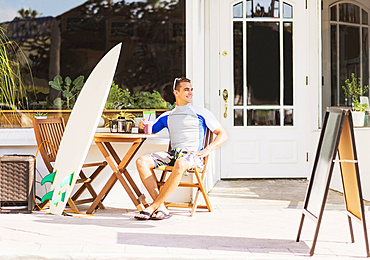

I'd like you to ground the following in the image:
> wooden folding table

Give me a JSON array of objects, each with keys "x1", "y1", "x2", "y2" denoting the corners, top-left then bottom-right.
[{"x1": 86, "y1": 133, "x2": 157, "y2": 214}]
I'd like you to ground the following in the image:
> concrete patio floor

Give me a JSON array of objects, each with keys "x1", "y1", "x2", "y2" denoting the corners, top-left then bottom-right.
[{"x1": 1, "y1": 179, "x2": 370, "y2": 259}]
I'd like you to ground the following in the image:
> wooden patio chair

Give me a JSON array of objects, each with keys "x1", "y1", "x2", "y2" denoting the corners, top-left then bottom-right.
[
  {"x1": 32, "y1": 117, "x2": 107, "y2": 212},
  {"x1": 156, "y1": 128, "x2": 214, "y2": 216}
]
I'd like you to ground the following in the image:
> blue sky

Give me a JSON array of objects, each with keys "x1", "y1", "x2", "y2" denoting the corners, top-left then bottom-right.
[
  {"x1": 0, "y1": 0, "x2": 93, "y2": 22},
  {"x1": 0, "y1": 1, "x2": 155, "y2": 22}
]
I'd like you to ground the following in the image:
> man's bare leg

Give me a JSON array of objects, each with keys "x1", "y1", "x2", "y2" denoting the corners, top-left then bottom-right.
[
  {"x1": 135, "y1": 156, "x2": 188, "y2": 218},
  {"x1": 143, "y1": 158, "x2": 188, "y2": 215},
  {"x1": 135, "y1": 155, "x2": 168, "y2": 217},
  {"x1": 136, "y1": 155, "x2": 160, "y2": 200}
]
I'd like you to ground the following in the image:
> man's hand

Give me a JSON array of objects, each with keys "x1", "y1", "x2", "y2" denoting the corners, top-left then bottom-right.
[
  {"x1": 193, "y1": 148, "x2": 210, "y2": 158},
  {"x1": 194, "y1": 126, "x2": 228, "y2": 158},
  {"x1": 138, "y1": 119, "x2": 146, "y2": 130}
]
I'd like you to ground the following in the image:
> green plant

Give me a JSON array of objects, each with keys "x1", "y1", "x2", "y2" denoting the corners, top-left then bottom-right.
[
  {"x1": 353, "y1": 102, "x2": 369, "y2": 113},
  {"x1": 105, "y1": 84, "x2": 174, "y2": 109},
  {"x1": 102, "y1": 110, "x2": 136, "y2": 128},
  {"x1": 34, "y1": 111, "x2": 47, "y2": 117},
  {"x1": 342, "y1": 73, "x2": 369, "y2": 111},
  {"x1": 49, "y1": 75, "x2": 84, "y2": 109},
  {"x1": 130, "y1": 90, "x2": 171, "y2": 109},
  {"x1": 105, "y1": 81, "x2": 131, "y2": 109},
  {"x1": 0, "y1": 26, "x2": 31, "y2": 111}
]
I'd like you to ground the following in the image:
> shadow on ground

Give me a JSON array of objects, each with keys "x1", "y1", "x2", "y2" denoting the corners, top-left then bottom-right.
[
  {"x1": 209, "y1": 179, "x2": 367, "y2": 208},
  {"x1": 117, "y1": 232, "x2": 310, "y2": 254}
]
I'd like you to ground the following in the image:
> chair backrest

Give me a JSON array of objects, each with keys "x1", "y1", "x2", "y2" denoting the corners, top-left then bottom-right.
[
  {"x1": 202, "y1": 128, "x2": 213, "y2": 172},
  {"x1": 32, "y1": 117, "x2": 66, "y2": 173}
]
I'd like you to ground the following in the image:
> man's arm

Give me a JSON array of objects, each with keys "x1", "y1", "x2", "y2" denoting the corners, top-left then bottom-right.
[
  {"x1": 195, "y1": 126, "x2": 228, "y2": 158},
  {"x1": 138, "y1": 113, "x2": 168, "y2": 133}
]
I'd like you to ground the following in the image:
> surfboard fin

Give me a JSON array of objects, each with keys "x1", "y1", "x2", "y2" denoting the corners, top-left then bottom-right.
[
  {"x1": 41, "y1": 171, "x2": 57, "y2": 186},
  {"x1": 41, "y1": 190, "x2": 54, "y2": 203},
  {"x1": 54, "y1": 191, "x2": 66, "y2": 207},
  {"x1": 60, "y1": 172, "x2": 74, "y2": 188}
]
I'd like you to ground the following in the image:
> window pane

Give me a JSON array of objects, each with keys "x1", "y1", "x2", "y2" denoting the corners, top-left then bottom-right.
[
  {"x1": 284, "y1": 109, "x2": 293, "y2": 126},
  {"x1": 363, "y1": 9, "x2": 369, "y2": 25},
  {"x1": 339, "y1": 3, "x2": 360, "y2": 24},
  {"x1": 363, "y1": 28, "x2": 369, "y2": 89},
  {"x1": 1, "y1": 0, "x2": 185, "y2": 110},
  {"x1": 283, "y1": 3, "x2": 293, "y2": 18},
  {"x1": 233, "y1": 2, "x2": 243, "y2": 18},
  {"x1": 247, "y1": 22, "x2": 280, "y2": 105},
  {"x1": 246, "y1": 0, "x2": 279, "y2": 18},
  {"x1": 234, "y1": 22, "x2": 243, "y2": 106},
  {"x1": 330, "y1": 25, "x2": 338, "y2": 106},
  {"x1": 247, "y1": 109, "x2": 280, "y2": 126},
  {"x1": 330, "y1": 6, "x2": 337, "y2": 21},
  {"x1": 234, "y1": 109, "x2": 244, "y2": 126},
  {"x1": 339, "y1": 25, "x2": 360, "y2": 105},
  {"x1": 283, "y1": 22, "x2": 293, "y2": 105},
  {"x1": 246, "y1": 0, "x2": 252, "y2": 18}
]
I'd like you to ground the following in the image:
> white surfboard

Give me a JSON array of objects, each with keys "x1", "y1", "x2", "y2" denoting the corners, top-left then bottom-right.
[{"x1": 49, "y1": 43, "x2": 122, "y2": 215}]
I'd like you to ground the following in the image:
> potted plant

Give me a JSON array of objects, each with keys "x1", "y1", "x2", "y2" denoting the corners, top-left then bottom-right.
[
  {"x1": 34, "y1": 112, "x2": 48, "y2": 119},
  {"x1": 102, "y1": 110, "x2": 136, "y2": 128},
  {"x1": 342, "y1": 73, "x2": 369, "y2": 126}
]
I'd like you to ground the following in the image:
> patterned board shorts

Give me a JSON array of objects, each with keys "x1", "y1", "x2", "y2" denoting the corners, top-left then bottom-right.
[{"x1": 150, "y1": 148, "x2": 204, "y2": 174}]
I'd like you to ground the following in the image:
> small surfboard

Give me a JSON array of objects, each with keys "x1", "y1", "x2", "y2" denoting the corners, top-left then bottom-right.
[{"x1": 47, "y1": 43, "x2": 122, "y2": 215}]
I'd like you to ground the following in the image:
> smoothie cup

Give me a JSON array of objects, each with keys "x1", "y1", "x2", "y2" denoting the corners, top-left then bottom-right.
[{"x1": 143, "y1": 121, "x2": 153, "y2": 134}]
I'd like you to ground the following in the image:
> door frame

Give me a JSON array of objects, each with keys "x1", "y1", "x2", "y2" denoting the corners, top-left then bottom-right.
[{"x1": 205, "y1": 0, "x2": 223, "y2": 186}]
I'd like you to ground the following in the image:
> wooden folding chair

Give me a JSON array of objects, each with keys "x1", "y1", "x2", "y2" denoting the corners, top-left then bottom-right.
[
  {"x1": 32, "y1": 117, "x2": 107, "y2": 212},
  {"x1": 156, "y1": 128, "x2": 213, "y2": 216}
]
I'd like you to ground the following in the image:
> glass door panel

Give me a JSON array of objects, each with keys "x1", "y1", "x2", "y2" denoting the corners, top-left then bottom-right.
[
  {"x1": 247, "y1": 109, "x2": 280, "y2": 126},
  {"x1": 283, "y1": 22, "x2": 293, "y2": 105},
  {"x1": 232, "y1": 0, "x2": 294, "y2": 127},
  {"x1": 246, "y1": 0, "x2": 280, "y2": 18},
  {"x1": 234, "y1": 21, "x2": 244, "y2": 106},
  {"x1": 283, "y1": 3, "x2": 293, "y2": 18},
  {"x1": 363, "y1": 27, "x2": 369, "y2": 87},
  {"x1": 247, "y1": 22, "x2": 280, "y2": 106},
  {"x1": 339, "y1": 3, "x2": 360, "y2": 23}
]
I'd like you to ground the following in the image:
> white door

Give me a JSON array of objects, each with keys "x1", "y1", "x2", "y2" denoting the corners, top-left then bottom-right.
[{"x1": 219, "y1": 0, "x2": 308, "y2": 178}]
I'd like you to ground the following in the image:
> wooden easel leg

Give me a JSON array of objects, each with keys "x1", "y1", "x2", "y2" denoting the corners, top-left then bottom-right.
[
  {"x1": 361, "y1": 218, "x2": 370, "y2": 257},
  {"x1": 296, "y1": 213, "x2": 305, "y2": 242},
  {"x1": 310, "y1": 216, "x2": 324, "y2": 256},
  {"x1": 364, "y1": 229, "x2": 370, "y2": 257},
  {"x1": 347, "y1": 215, "x2": 355, "y2": 243}
]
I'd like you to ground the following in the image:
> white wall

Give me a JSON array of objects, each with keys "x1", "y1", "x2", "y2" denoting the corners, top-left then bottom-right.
[{"x1": 187, "y1": 0, "x2": 222, "y2": 191}]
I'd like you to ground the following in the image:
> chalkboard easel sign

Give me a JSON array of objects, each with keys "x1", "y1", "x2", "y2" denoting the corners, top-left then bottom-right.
[{"x1": 296, "y1": 107, "x2": 370, "y2": 257}]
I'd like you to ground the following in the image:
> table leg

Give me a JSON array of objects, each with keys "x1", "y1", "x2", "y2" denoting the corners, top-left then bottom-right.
[
  {"x1": 113, "y1": 170, "x2": 145, "y2": 211},
  {"x1": 86, "y1": 173, "x2": 118, "y2": 214},
  {"x1": 106, "y1": 141, "x2": 149, "y2": 207},
  {"x1": 122, "y1": 169, "x2": 149, "y2": 207},
  {"x1": 88, "y1": 140, "x2": 148, "y2": 213}
]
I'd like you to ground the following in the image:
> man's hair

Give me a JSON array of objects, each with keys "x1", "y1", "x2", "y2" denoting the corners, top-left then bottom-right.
[{"x1": 173, "y1": 77, "x2": 191, "y2": 91}]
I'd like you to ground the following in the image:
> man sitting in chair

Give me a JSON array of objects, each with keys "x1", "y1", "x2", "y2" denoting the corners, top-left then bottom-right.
[{"x1": 135, "y1": 77, "x2": 228, "y2": 220}]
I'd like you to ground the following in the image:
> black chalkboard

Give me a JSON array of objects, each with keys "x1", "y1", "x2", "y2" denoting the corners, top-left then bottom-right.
[{"x1": 296, "y1": 107, "x2": 369, "y2": 257}]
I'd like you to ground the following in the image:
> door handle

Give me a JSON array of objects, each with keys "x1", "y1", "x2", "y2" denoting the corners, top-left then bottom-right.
[{"x1": 222, "y1": 89, "x2": 228, "y2": 118}]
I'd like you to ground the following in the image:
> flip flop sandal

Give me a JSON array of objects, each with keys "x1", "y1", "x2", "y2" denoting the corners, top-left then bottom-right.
[
  {"x1": 134, "y1": 211, "x2": 151, "y2": 220},
  {"x1": 150, "y1": 210, "x2": 171, "y2": 220}
]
